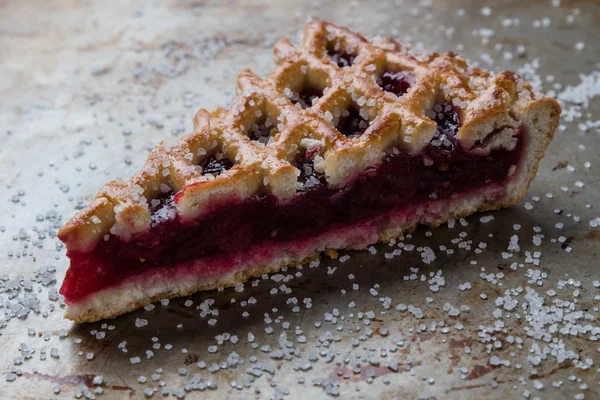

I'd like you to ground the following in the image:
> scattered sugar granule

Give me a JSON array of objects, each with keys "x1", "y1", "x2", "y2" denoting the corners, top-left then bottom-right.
[
  {"x1": 480, "y1": 215, "x2": 494, "y2": 223},
  {"x1": 135, "y1": 318, "x2": 148, "y2": 328},
  {"x1": 481, "y1": 6, "x2": 492, "y2": 16},
  {"x1": 129, "y1": 356, "x2": 141, "y2": 365}
]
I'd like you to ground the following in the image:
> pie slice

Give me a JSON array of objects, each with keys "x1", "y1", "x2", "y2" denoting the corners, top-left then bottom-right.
[{"x1": 58, "y1": 20, "x2": 561, "y2": 322}]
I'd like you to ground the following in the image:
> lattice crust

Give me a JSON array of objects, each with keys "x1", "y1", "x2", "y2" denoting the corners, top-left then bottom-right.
[{"x1": 59, "y1": 19, "x2": 556, "y2": 252}]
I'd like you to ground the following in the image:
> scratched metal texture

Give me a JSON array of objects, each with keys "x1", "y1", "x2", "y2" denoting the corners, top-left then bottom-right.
[{"x1": 1, "y1": 0, "x2": 599, "y2": 399}]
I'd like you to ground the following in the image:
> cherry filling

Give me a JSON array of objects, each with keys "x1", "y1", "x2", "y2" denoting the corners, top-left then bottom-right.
[
  {"x1": 336, "y1": 109, "x2": 369, "y2": 139},
  {"x1": 327, "y1": 49, "x2": 356, "y2": 68},
  {"x1": 150, "y1": 192, "x2": 177, "y2": 227},
  {"x1": 379, "y1": 71, "x2": 414, "y2": 97},
  {"x1": 433, "y1": 103, "x2": 461, "y2": 139},
  {"x1": 293, "y1": 156, "x2": 326, "y2": 192},
  {"x1": 61, "y1": 105, "x2": 525, "y2": 302},
  {"x1": 200, "y1": 156, "x2": 232, "y2": 176},
  {"x1": 293, "y1": 86, "x2": 324, "y2": 109},
  {"x1": 248, "y1": 116, "x2": 279, "y2": 144}
]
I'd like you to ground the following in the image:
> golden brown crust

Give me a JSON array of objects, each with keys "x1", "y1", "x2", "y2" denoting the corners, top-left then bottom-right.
[{"x1": 58, "y1": 19, "x2": 560, "y2": 252}]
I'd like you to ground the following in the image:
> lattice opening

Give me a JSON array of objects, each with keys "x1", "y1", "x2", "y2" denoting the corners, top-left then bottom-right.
[
  {"x1": 291, "y1": 138, "x2": 326, "y2": 192},
  {"x1": 377, "y1": 70, "x2": 415, "y2": 97},
  {"x1": 326, "y1": 41, "x2": 358, "y2": 68},
  {"x1": 289, "y1": 84, "x2": 325, "y2": 109},
  {"x1": 198, "y1": 152, "x2": 234, "y2": 177},
  {"x1": 426, "y1": 102, "x2": 462, "y2": 150},
  {"x1": 336, "y1": 106, "x2": 370, "y2": 139},
  {"x1": 283, "y1": 65, "x2": 330, "y2": 110},
  {"x1": 149, "y1": 187, "x2": 176, "y2": 227},
  {"x1": 244, "y1": 106, "x2": 283, "y2": 145}
]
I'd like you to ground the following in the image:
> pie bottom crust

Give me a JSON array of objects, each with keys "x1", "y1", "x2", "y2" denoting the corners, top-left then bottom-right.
[{"x1": 64, "y1": 104, "x2": 556, "y2": 323}]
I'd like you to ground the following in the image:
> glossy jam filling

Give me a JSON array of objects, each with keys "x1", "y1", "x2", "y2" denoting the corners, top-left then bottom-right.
[{"x1": 61, "y1": 107, "x2": 524, "y2": 302}]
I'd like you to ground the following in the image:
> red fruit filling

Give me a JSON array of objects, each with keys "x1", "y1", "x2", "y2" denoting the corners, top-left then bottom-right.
[
  {"x1": 292, "y1": 86, "x2": 324, "y2": 109},
  {"x1": 60, "y1": 105, "x2": 524, "y2": 302},
  {"x1": 248, "y1": 118, "x2": 276, "y2": 143},
  {"x1": 327, "y1": 49, "x2": 356, "y2": 68},
  {"x1": 199, "y1": 156, "x2": 233, "y2": 176},
  {"x1": 379, "y1": 71, "x2": 414, "y2": 97},
  {"x1": 336, "y1": 109, "x2": 370, "y2": 139}
]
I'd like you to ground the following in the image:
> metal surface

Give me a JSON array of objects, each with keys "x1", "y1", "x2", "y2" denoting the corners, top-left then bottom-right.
[{"x1": 1, "y1": 0, "x2": 600, "y2": 399}]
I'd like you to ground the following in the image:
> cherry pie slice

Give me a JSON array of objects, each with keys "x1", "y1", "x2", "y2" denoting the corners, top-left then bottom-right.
[{"x1": 58, "y1": 20, "x2": 561, "y2": 322}]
